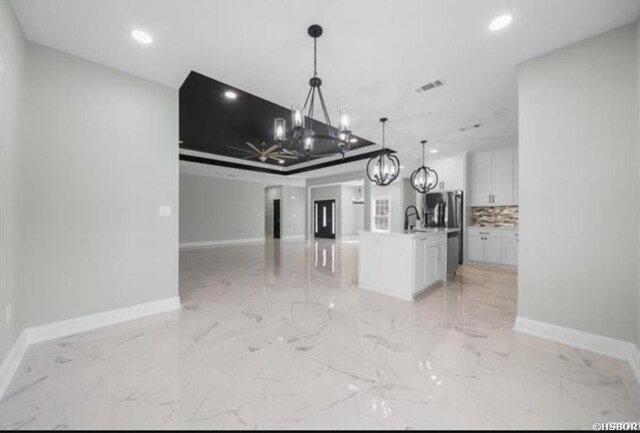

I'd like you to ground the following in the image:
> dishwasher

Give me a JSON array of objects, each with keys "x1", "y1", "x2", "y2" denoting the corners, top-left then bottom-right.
[{"x1": 447, "y1": 231, "x2": 460, "y2": 276}]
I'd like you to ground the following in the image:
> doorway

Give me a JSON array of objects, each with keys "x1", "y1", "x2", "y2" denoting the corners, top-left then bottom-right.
[
  {"x1": 273, "y1": 199, "x2": 281, "y2": 239},
  {"x1": 314, "y1": 199, "x2": 336, "y2": 239}
]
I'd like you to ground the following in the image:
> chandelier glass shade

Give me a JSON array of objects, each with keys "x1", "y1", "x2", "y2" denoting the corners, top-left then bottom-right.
[
  {"x1": 272, "y1": 25, "x2": 352, "y2": 160},
  {"x1": 366, "y1": 118, "x2": 401, "y2": 186},
  {"x1": 410, "y1": 140, "x2": 439, "y2": 194}
]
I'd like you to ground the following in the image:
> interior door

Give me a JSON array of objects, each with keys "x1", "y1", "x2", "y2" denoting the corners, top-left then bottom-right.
[
  {"x1": 273, "y1": 199, "x2": 281, "y2": 239},
  {"x1": 314, "y1": 199, "x2": 336, "y2": 239}
]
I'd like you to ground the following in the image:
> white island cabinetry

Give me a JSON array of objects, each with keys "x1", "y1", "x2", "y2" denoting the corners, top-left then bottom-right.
[{"x1": 359, "y1": 229, "x2": 453, "y2": 301}]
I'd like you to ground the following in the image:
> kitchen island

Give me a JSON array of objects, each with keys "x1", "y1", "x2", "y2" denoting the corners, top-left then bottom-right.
[{"x1": 358, "y1": 228, "x2": 457, "y2": 301}]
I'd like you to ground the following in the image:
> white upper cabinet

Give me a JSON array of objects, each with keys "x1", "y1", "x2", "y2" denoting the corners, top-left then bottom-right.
[
  {"x1": 469, "y1": 149, "x2": 518, "y2": 206},
  {"x1": 491, "y1": 151, "x2": 514, "y2": 206},
  {"x1": 427, "y1": 156, "x2": 464, "y2": 191},
  {"x1": 469, "y1": 153, "x2": 493, "y2": 206}
]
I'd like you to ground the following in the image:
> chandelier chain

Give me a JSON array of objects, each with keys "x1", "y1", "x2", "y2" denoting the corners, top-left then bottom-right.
[
  {"x1": 382, "y1": 121, "x2": 386, "y2": 149},
  {"x1": 313, "y1": 37, "x2": 318, "y2": 77}
]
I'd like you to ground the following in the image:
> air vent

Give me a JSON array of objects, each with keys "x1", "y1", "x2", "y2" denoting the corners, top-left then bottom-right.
[{"x1": 412, "y1": 79, "x2": 444, "y2": 94}]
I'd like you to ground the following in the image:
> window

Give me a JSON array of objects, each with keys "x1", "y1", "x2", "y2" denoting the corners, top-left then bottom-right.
[{"x1": 372, "y1": 197, "x2": 391, "y2": 232}]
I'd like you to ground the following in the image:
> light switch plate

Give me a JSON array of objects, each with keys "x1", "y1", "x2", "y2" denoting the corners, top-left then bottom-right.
[
  {"x1": 5, "y1": 304, "x2": 12, "y2": 324},
  {"x1": 158, "y1": 206, "x2": 172, "y2": 217}
]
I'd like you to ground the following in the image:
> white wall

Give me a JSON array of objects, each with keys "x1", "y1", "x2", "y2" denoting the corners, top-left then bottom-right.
[
  {"x1": 180, "y1": 174, "x2": 265, "y2": 243},
  {"x1": 0, "y1": 0, "x2": 27, "y2": 360},
  {"x1": 341, "y1": 186, "x2": 364, "y2": 237},
  {"x1": 637, "y1": 19, "x2": 640, "y2": 348},
  {"x1": 518, "y1": 22, "x2": 639, "y2": 344},
  {"x1": 22, "y1": 42, "x2": 179, "y2": 327},
  {"x1": 281, "y1": 186, "x2": 306, "y2": 239}
]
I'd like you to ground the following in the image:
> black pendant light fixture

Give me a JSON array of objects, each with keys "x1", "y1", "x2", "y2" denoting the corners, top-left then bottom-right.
[
  {"x1": 366, "y1": 118, "x2": 401, "y2": 186},
  {"x1": 410, "y1": 140, "x2": 439, "y2": 194},
  {"x1": 273, "y1": 25, "x2": 353, "y2": 160}
]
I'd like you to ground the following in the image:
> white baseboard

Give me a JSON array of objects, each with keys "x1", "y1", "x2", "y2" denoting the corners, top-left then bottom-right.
[
  {"x1": 180, "y1": 237, "x2": 265, "y2": 249},
  {"x1": 0, "y1": 331, "x2": 29, "y2": 400},
  {"x1": 281, "y1": 235, "x2": 305, "y2": 241},
  {"x1": 514, "y1": 316, "x2": 639, "y2": 382},
  {"x1": 0, "y1": 296, "x2": 180, "y2": 400},
  {"x1": 27, "y1": 296, "x2": 181, "y2": 344}
]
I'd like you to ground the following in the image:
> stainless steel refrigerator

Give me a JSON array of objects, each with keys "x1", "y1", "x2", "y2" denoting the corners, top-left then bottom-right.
[{"x1": 421, "y1": 190, "x2": 464, "y2": 273}]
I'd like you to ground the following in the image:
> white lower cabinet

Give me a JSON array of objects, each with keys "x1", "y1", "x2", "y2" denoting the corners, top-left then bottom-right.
[
  {"x1": 413, "y1": 234, "x2": 447, "y2": 294},
  {"x1": 467, "y1": 227, "x2": 518, "y2": 267},
  {"x1": 468, "y1": 235, "x2": 485, "y2": 262},
  {"x1": 413, "y1": 238, "x2": 427, "y2": 291},
  {"x1": 502, "y1": 237, "x2": 519, "y2": 266},
  {"x1": 359, "y1": 231, "x2": 449, "y2": 302},
  {"x1": 435, "y1": 243, "x2": 446, "y2": 281},
  {"x1": 485, "y1": 237, "x2": 503, "y2": 264}
]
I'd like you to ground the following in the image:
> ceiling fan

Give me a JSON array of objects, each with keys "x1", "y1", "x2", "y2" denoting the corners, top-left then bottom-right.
[{"x1": 227, "y1": 141, "x2": 300, "y2": 164}]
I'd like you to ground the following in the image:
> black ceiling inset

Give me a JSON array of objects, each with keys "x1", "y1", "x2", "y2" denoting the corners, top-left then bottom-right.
[
  {"x1": 179, "y1": 71, "x2": 378, "y2": 169},
  {"x1": 180, "y1": 148, "x2": 394, "y2": 176}
]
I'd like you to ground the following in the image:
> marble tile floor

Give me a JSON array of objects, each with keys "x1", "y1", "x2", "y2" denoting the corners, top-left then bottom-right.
[{"x1": 0, "y1": 239, "x2": 638, "y2": 430}]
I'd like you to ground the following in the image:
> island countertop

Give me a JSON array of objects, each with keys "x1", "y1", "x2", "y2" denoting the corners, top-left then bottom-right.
[{"x1": 359, "y1": 228, "x2": 458, "y2": 239}]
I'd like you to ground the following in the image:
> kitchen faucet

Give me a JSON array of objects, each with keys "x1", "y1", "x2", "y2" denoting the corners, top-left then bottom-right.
[{"x1": 404, "y1": 205, "x2": 421, "y2": 231}]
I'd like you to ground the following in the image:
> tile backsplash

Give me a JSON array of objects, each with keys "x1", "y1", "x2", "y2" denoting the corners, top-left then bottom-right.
[{"x1": 472, "y1": 206, "x2": 518, "y2": 227}]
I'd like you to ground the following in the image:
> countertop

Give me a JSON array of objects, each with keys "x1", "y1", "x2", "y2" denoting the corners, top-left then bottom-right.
[{"x1": 359, "y1": 228, "x2": 458, "y2": 239}]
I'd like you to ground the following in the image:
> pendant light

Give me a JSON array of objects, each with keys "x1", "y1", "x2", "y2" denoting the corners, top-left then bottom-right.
[
  {"x1": 410, "y1": 140, "x2": 439, "y2": 194},
  {"x1": 366, "y1": 118, "x2": 401, "y2": 186},
  {"x1": 273, "y1": 25, "x2": 353, "y2": 159}
]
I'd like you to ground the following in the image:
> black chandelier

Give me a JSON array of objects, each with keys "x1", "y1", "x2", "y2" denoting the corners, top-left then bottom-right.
[
  {"x1": 273, "y1": 25, "x2": 352, "y2": 160},
  {"x1": 366, "y1": 118, "x2": 401, "y2": 186},
  {"x1": 410, "y1": 140, "x2": 439, "y2": 194}
]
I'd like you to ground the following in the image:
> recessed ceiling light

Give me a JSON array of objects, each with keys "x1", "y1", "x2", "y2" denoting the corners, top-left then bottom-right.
[
  {"x1": 224, "y1": 90, "x2": 238, "y2": 100},
  {"x1": 400, "y1": 165, "x2": 405, "y2": 169},
  {"x1": 489, "y1": 14, "x2": 513, "y2": 32},
  {"x1": 430, "y1": 149, "x2": 438, "y2": 154},
  {"x1": 349, "y1": 138, "x2": 358, "y2": 143},
  {"x1": 278, "y1": 159, "x2": 285, "y2": 164},
  {"x1": 131, "y1": 30, "x2": 153, "y2": 44}
]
